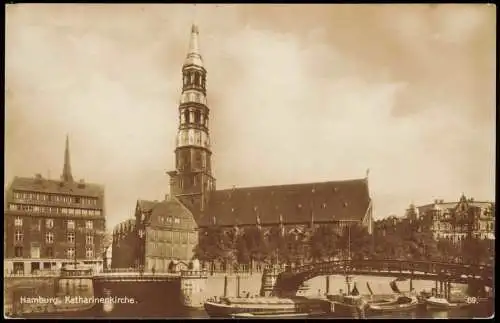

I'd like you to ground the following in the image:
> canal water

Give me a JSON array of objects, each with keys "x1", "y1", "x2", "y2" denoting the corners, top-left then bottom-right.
[{"x1": 10, "y1": 274, "x2": 493, "y2": 319}]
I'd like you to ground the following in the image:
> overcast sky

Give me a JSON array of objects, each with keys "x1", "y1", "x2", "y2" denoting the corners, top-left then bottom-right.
[{"x1": 5, "y1": 4, "x2": 496, "y2": 230}]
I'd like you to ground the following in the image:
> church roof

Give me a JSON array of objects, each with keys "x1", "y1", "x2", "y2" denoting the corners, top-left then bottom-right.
[
  {"x1": 191, "y1": 178, "x2": 371, "y2": 227},
  {"x1": 7, "y1": 176, "x2": 104, "y2": 198}
]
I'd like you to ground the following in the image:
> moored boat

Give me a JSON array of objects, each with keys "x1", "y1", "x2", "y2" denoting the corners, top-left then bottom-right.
[
  {"x1": 327, "y1": 294, "x2": 367, "y2": 318},
  {"x1": 366, "y1": 295, "x2": 418, "y2": 314},
  {"x1": 231, "y1": 311, "x2": 327, "y2": 319},
  {"x1": 425, "y1": 296, "x2": 470, "y2": 310},
  {"x1": 203, "y1": 296, "x2": 331, "y2": 318}
]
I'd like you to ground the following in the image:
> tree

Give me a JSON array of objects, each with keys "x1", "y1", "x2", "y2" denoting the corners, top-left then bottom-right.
[
  {"x1": 338, "y1": 224, "x2": 374, "y2": 260},
  {"x1": 309, "y1": 225, "x2": 339, "y2": 262},
  {"x1": 193, "y1": 226, "x2": 227, "y2": 269},
  {"x1": 436, "y1": 238, "x2": 459, "y2": 262},
  {"x1": 462, "y1": 237, "x2": 490, "y2": 265},
  {"x1": 266, "y1": 226, "x2": 288, "y2": 265},
  {"x1": 242, "y1": 226, "x2": 268, "y2": 269}
]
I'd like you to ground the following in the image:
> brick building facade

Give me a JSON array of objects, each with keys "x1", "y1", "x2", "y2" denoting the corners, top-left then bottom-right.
[{"x1": 4, "y1": 136, "x2": 106, "y2": 274}]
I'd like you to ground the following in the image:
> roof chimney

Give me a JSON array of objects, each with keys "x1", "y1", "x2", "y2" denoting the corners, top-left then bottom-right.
[{"x1": 77, "y1": 179, "x2": 85, "y2": 188}]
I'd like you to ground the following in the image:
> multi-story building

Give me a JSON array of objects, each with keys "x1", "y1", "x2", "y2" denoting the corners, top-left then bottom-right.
[
  {"x1": 111, "y1": 218, "x2": 136, "y2": 269},
  {"x1": 112, "y1": 25, "x2": 373, "y2": 271},
  {"x1": 407, "y1": 195, "x2": 495, "y2": 244},
  {"x1": 4, "y1": 136, "x2": 106, "y2": 274}
]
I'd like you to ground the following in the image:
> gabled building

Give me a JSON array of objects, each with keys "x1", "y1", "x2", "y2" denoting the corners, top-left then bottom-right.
[
  {"x1": 113, "y1": 25, "x2": 373, "y2": 271},
  {"x1": 413, "y1": 194, "x2": 495, "y2": 243},
  {"x1": 4, "y1": 136, "x2": 106, "y2": 274}
]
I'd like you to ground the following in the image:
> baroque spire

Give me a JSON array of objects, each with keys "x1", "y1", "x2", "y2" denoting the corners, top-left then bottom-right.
[
  {"x1": 184, "y1": 24, "x2": 204, "y2": 68},
  {"x1": 61, "y1": 134, "x2": 73, "y2": 182}
]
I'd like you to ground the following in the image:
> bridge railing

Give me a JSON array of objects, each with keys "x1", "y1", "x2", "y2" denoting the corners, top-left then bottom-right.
[
  {"x1": 4, "y1": 271, "x2": 60, "y2": 278},
  {"x1": 285, "y1": 259, "x2": 493, "y2": 280},
  {"x1": 103, "y1": 268, "x2": 138, "y2": 273},
  {"x1": 180, "y1": 270, "x2": 209, "y2": 277}
]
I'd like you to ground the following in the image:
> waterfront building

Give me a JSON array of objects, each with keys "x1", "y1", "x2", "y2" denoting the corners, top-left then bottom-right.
[
  {"x1": 113, "y1": 25, "x2": 373, "y2": 271},
  {"x1": 111, "y1": 218, "x2": 136, "y2": 269},
  {"x1": 4, "y1": 136, "x2": 106, "y2": 274},
  {"x1": 407, "y1": 195, "x2": 495, "y2": 244}
]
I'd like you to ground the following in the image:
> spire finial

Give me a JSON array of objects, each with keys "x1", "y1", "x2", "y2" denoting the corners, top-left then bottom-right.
[
  {"x1": 184, "y1": 21, "x2": 203, "y2": 67},
  {"x1": 61, "y1": 134, "x2": 74, "y2": 182}
]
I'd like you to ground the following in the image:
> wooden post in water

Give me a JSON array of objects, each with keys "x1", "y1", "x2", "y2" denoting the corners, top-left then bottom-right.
[
  {"x1": 326, "y1": 275, "x2": 330, "y2": 295},
  {"x1": 236, "y1": 275, "x2": 241, "y2": 298},
  {"x1": 223, "y1": 275, "x2": 228, "y2": 297}
]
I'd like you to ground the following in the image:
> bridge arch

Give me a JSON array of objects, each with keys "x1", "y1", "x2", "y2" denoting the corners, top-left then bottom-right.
[{"x1": 272, "y1": 259, "x2": 493, "y2": 296}]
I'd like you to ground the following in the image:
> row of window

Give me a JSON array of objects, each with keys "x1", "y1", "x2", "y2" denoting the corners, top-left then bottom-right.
[
  {"x1": 13, "y1": 246, "x2": 94, "y2": 259},
  {"x1": 159, "y1": 216, "x2": 181, "y2": 225},
  {"x1": 433, "y1": 223, "x2": 494, "y2": 232},
  {"x1": 14, "y1": 230, "x2": 95, "y2": 244},
  {"x1": 13, "y1": 192, "x2": 98, "y2": 205},
  {"x1": 148, "y1": 243, "x2": 189, "y2": 258},
  {"x1": 148, "y1": 230, "x2": 195, "y2": 244},
  {"x1": 9, "y1": 204, "x2": 102, "y2": 216},
  {"x1": 14, "y1": 217, "x2": 94, "y2": 230},
  {"x1": 183, "y1": 71, "x2": 206, "y2": 88},
  {"x1": 180, "y1": 109, "x2": 208, "y2": 126}
]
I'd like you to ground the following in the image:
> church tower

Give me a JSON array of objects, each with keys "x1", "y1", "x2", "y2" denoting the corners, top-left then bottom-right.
[{"x1": 167, "y1": 25, "x2": 215, "y2": 211}]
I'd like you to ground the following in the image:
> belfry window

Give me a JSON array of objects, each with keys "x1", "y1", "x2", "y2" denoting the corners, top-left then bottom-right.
[
  {"x1": 194, "y1": 111, "x2": 200, "y2": 124},
  {"x1": 184, "y1": 110, "x2": 190, "y2": 124},
  {"x1": 194, "y1": 73, "x2": 199, "y2": 86},
  {"x1": 190, "y1": 73, "x2": 194, "y2": 84}
]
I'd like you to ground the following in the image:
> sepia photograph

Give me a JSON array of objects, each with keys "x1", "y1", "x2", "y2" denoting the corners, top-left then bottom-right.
[{"x1": 4, "y1": 3, "x2": 495, "y2": 319}]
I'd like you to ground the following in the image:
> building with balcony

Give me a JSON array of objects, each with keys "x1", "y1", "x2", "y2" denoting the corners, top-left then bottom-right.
[
  {"x1": 4, "y1": 136, "x2": 106, "y2": 274},
  {"x1": 407, "y1": 194, "x2": 495, "y2": 244}
]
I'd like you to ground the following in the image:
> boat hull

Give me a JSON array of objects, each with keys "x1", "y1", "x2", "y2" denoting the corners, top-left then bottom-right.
[
  {"x1": 204, "y1": 302, "x2": 293, "y2": 317},
  {"x1": 425, "y1": 297, "x2": 470, "y2": 311}
]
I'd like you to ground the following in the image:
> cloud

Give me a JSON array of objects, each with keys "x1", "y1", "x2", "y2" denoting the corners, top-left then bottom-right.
[{"x1": 5, "y1": 4, "x2": 496, "y2": 228}]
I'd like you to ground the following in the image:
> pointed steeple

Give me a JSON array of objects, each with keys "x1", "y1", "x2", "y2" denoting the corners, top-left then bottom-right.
[
  {"x1": 61, "y1": 134, "x2": 74, "y2": 182},
  {"x1": 184, "y1": 24, "x2": 204, "y2": 68}
]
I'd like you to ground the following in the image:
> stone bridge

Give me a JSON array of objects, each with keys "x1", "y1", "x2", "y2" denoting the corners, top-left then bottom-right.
[{"x1": 271, "y1": 259, "x2": 494, "y2": 296}]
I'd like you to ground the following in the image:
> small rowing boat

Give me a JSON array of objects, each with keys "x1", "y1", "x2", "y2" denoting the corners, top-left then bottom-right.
[
  {"x1": 366, "y1": 295, "x2": 418, "y2": 314},
  {"x1": 425, "y1": 297, "x2": 471, "y2": 310}
]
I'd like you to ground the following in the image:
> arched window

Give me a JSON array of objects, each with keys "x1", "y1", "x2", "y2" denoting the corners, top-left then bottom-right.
[
  {"x1": 194, "y1": 73, "x2": 199, "y2": 86},
  {"x1": 194, "y1": 110, "x2": 200, "y2": 124},
  {"x1": 184, "y1": 110, "x2": 190, "y2": 124}
]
